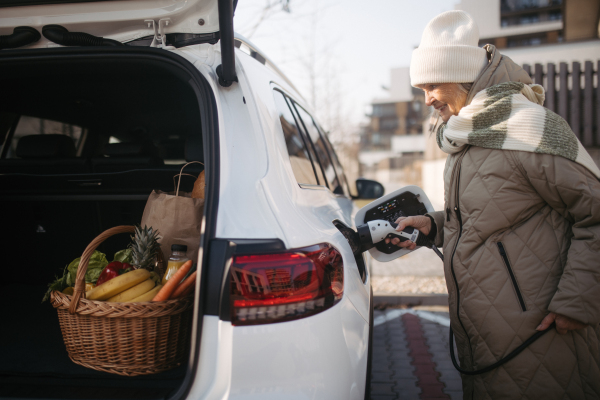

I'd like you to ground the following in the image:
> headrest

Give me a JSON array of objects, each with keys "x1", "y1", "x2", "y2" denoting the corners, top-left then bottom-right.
[
  {"x1": 16, "y1": 134, "x2": 76, "y2": 158},
  {"x1": 185, "y1": 134, "x2": 204, "y2": 162},
  {"x1": 104, "y1": 140, "x2": 159, "y2": 158}
]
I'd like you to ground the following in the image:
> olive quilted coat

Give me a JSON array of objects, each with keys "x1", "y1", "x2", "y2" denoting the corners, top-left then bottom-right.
[{"x1": 428, "y1": 46, "x2": 600, "y2": 399}]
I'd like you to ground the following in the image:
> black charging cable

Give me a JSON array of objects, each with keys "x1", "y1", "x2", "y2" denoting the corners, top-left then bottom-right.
[{"x1": 427, "y1": 242, "x2": 555, "y2": 375}]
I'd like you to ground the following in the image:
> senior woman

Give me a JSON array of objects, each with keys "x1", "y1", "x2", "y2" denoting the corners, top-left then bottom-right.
[{"x1": 391, "y1": 10, "x2": 600, "y2": 400}]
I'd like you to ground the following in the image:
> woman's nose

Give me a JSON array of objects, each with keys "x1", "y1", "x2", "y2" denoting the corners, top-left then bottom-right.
[{"x1": 425, "y1": 92, "x2": 435, "y2": 106}]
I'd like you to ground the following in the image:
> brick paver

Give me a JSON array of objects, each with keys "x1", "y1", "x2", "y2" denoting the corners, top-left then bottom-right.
[{"x1": 369, "y1": 309, "x2": 463, "y2": 400}]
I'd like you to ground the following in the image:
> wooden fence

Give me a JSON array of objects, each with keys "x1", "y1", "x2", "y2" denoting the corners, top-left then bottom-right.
[{"x1": 523, "y1": 61, "x2": 599, "y2": 148}]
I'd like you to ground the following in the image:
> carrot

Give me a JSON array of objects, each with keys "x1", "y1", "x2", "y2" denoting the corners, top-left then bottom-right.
[
  {"x1": 152, "y1": 260, "x2": 192, "y2": 301},
  {"x1": 171, "y1": 271, "x2": 197, "y2": 299},
  {"x1": 176, "y1": 283, "x2": 195, "y2": 299}
]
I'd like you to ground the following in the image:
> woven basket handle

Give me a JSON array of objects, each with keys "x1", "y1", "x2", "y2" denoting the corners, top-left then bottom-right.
[{"x1": 69, "y1": 225, "x2": 134, "y2": 314}]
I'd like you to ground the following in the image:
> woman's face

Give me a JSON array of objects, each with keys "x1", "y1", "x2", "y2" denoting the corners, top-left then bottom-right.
[{"x1": 416, "y1": 83, "x2": 467, "y2": 123}]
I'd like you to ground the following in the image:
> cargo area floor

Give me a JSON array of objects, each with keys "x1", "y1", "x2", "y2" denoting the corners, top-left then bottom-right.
[{"x1": 0, "y1": 284, "x2": 187, "y2": 399}]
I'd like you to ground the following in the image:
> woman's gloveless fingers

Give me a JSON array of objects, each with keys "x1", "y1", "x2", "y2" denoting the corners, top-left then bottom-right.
[{"x1": 395, "y1": 215, "x2": 432, "y2": 235}]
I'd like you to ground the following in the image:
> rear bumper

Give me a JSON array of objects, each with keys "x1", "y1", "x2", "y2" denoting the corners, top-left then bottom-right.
[{"x1": 188, "y1": 297, "x2": 368, "y2": 400}]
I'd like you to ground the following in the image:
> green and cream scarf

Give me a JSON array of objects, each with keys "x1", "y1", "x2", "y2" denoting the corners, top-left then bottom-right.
[{"x1": 437, "y1": 81, "x2": 600, "y2": 179}]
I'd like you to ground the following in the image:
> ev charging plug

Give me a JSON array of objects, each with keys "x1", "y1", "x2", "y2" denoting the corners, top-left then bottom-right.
[{"x1": 333, "y1": 219, "x2": 435, "y2": 259}]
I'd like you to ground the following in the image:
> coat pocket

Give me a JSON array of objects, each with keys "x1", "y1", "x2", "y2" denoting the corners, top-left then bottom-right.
[{"x1": 497, "y1": 242, "x2": 527, "y2": 312}]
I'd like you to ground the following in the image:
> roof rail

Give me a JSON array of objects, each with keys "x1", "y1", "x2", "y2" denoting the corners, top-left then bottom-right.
[{"x1": 233, "y1": 33, "x2": 305, "y2": 103}]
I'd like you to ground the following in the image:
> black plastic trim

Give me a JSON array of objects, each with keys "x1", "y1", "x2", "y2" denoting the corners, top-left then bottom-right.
[
  {"x1": 217, "y1": 0, "x2": 238, "y2": 86},
  {"x1": 0, "y1": 26, "x2": 41, "y2": 50},
  {"x1": 0, "y1": 46, "x2": 220, "y2": 400},
  {"x1": 228, "y1": 238, "x2": 286, "y2": 254},
  {"x1": 126, "y1": 33, "x2": 220, "y2": 48},
  {"x1": 42, "y1": 24, "x2": 123, "y2": 47},
  {"x1": 497, "y1": 242, "x2": 527, "y2": 312},
  {"x1": 204, "y1": 240, "x2": 237, "y2": 320}
]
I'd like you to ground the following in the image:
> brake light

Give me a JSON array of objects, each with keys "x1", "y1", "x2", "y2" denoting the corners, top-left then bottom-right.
[{"x1": 230, "y1": 243, "x2": 343, "y2": 325}]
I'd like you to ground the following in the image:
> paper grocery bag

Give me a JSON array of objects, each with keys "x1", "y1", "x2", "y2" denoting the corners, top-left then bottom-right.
[
  {"x1": 141, "y1": 164, "x2": 205, "y2": 266},
  {"x1": 141, "y1": 190, "x2": 204, "y2": 266}
]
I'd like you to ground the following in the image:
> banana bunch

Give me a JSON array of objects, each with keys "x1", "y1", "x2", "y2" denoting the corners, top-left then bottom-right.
[{"x1": 86, "y1": 269, "x2": 163, "y2": 303}]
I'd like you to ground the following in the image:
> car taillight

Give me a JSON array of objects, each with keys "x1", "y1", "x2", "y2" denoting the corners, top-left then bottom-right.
[{"x1": 230, "y1": 243, "x2": 343, "y2": 325}]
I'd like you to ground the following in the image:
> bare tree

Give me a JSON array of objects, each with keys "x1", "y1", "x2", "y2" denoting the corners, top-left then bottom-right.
[{"x1": 242, "y1": 0, "x2": 292, "y2": 39}]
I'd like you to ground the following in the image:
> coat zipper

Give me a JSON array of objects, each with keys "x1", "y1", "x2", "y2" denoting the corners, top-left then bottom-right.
[
  {"x1": 448, "y1": 147, "x2": 474, "y2": 364},
  {"x1": 497, "y1": 242, "x2": 527, "y2": 312}
]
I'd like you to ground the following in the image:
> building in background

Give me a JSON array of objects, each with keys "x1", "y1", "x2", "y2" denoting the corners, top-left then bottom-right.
[
  {"x1": 359, "y1": 67, "x2": 429, "y2": 191},
  {"x1": 455, "y1": 0, "x2": 600, "y2": 66}
]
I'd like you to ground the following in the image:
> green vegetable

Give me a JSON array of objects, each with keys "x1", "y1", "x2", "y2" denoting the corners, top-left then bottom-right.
[
  {"x1": 42, "y1": 265, "x2": 69, "y2": 303},
  {"x1": 43, "y1": 250, "x2": 131, "y2": 302},
  {"x1": 66, "y1": 250, "x2": 108, "y2": 287},
  {"x1": 114, "y1": 249, "x2": 133, "y2": 264}
]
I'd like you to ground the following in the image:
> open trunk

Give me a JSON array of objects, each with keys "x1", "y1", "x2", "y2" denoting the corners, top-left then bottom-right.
[{"x1": 0, "y1": 47, "x2": 218, "y2": 399}]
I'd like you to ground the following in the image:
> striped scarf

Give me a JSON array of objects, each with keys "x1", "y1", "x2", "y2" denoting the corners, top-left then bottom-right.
[{"x1": 437, "y1": 81, "x2": 600, "y2": 179}]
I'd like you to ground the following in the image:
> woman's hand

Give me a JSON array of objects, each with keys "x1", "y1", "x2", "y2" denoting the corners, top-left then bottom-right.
[
  {"x1": 384, "y1": 216, "x2": 432, "y2": 251},
  {"x1": 536, "y1": 312, "x2": 586, "y2": 334}
]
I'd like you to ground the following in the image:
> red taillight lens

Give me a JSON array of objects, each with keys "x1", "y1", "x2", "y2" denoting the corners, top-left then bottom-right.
[{"x1": 230, "y1": 243, "x2": 343, "y2": 325}]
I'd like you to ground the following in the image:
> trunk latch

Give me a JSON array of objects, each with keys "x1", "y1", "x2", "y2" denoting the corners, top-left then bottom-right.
[{"x1": 145, "y1": 18, "x2": 172, "y2": 48}]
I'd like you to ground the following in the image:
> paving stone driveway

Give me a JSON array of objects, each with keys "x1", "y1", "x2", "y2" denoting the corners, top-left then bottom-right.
[{"x1": 369, "y1": 309, "x2": 463, "y2": 400}]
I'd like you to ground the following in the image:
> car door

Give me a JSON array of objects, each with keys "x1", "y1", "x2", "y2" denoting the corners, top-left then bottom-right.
[{"x1": 285, "y1": 96, "x2": 370, "y2": 317}]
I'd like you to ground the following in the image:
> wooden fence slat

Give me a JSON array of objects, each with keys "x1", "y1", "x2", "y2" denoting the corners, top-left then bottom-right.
[
  {"x1": 534, "y1": 64, "x2": 544, "y2": 85},
  {"x1": 583, "y1": 61, "x2": 594, "y2": 147},
  {"x1": 523, "y1": 64, "x2": 531, "y2": 77},
  {"x1": 570, "y1": 62, "x2": 581, "y2": 139},
  {"x1": 546, "y1": 63, "x2": 556, "y2": 112},
  {"x1": 558, "y1": 62, "x2": 569, "y2": 120}
]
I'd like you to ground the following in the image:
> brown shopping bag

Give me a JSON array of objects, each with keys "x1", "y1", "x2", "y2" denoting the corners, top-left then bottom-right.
[{"x1": 141, "y1": 162, "x2": 205, "y2": 265}]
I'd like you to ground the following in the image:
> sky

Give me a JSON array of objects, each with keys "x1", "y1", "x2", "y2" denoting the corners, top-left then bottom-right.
[{"x1": 234, "y1": 0, "x2": 459, "y2": 131}]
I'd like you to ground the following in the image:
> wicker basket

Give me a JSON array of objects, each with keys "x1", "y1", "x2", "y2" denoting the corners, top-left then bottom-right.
[{"x1": 50, "y1": 225, "x2": 193, "y2": 376}]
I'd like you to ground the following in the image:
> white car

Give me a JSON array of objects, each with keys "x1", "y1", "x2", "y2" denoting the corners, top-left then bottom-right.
[{"x1": 0, "y1": 1, "x2": 401, "y2": 399}]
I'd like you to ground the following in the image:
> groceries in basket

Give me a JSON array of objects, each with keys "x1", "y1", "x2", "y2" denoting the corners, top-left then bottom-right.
[
  {"x1": 44, "y1": 225, "x2": 196, "y2": 303},
  {"x1": 44, "y1": 163, "x2": 203, "y2": 376}
]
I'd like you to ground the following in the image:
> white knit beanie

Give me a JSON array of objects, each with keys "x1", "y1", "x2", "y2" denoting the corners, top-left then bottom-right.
[{"x1": 410, "y1": 10, "x2": 488, "y2": 86}]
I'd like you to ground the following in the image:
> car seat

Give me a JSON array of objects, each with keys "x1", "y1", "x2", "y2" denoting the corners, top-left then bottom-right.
[{"x1": 0, "y1": 134, "x2": 89, "y2": 174}]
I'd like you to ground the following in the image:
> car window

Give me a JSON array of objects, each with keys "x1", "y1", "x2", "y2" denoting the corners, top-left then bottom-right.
[
  {"x1": 287, "y1": 101, "x2": 328, "y2": 188},
  {"x1": 272, "y1": 90, "x2": 319, "y2": 186},
  {"x1": 2, "y1": 115, "x2": 84, "y2": 158},
  {"x1": 293, "y1": 104, "x2": 343, "y2": 194},
  {"x1": 319, "y1": 128, "x2": 351, "y2": 197}
]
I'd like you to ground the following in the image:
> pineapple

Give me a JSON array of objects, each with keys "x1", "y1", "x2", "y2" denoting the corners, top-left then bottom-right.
[{"x1": 129, "y1": 225, "x2": 161, "y2": 271}]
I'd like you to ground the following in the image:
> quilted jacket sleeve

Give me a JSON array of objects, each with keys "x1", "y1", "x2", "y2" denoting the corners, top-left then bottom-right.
[
  {"x1": 515, "y1": 151, "x2": 600, "y2": 325},
  {"x1": 427, "y1": 211, "x2": 445, "y2": 248}
]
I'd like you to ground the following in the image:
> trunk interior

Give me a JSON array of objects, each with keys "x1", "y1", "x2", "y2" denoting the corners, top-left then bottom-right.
[{"x1": 0, "y1": 48, "x2": 210, "y2": 399}]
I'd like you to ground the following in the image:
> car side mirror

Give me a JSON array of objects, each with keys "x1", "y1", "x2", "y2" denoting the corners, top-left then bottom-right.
[{"x1": 354, "y1": 178, "x2": 385, "y2": 199}]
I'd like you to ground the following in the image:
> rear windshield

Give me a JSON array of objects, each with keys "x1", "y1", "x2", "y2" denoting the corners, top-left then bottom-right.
[{"x1": 3, "y1": 116, "x2": 84, "y2": 159}]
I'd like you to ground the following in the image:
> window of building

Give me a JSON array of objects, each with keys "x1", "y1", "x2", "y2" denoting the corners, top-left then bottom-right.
[
  {"x1": 500, "y1": 0, "x2": 563, "y2": 27},
  {"x1": 272, "y1": 90, "x2": 319, "y2": 186},
  {"x1": 501, "y1": 0, "x2": 562, "y2": 12},
  {"x1": 506, "y1": 32, "x2": 549, "y2": 47},
  {"x1": 372, "y1": 103, "x2": 396, "y2": 118},
  {"x1": 379, "y1": 117, "x2": 399, "y2": 131}
]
